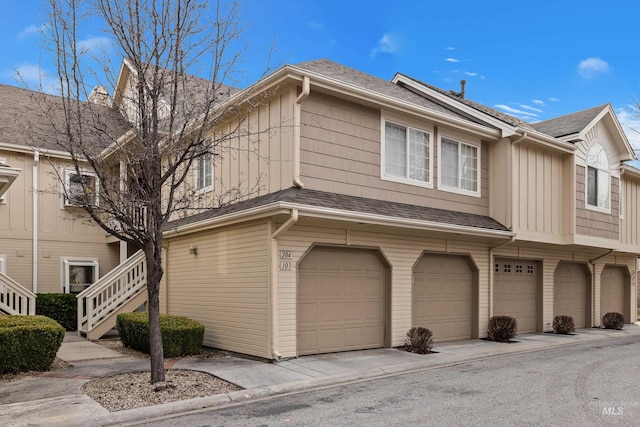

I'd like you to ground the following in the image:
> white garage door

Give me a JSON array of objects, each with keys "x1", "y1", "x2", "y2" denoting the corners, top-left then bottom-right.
[
  {"x1": 601, "y1": 266, "x2": 627, "y2": 322},
  {"x1": 298, "y1": 247, "x2": 387, "y2": 356},
  {"x1": 554, "y1": 263, "x2": 589, "y2": 328},
  {"x1": 494, "y1": 258, "x2": 539, "y2": 333},
  {"x1": 413, "y1": 254, "x2": 474, "y2": 341}
]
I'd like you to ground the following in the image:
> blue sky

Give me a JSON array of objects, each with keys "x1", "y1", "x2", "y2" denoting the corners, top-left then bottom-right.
[{"x1": 2, "y1": 0, "x2": 640, "y2": 146}]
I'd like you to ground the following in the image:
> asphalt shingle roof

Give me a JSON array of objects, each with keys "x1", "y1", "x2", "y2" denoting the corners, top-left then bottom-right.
[
  {"x1": 168, "y1": 187, "x2": 510, "y2": 233},
  {"x1": 0, "y1": 84, "x2": 130, "y2": 152},
  {"x1": 531, "y1": 104, "x2": 607, "y2": 138}
]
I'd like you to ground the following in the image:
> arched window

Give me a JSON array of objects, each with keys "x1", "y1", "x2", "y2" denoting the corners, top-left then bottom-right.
[{"x1": 586, "y1": 143, "x2": 609, "y2": 209}]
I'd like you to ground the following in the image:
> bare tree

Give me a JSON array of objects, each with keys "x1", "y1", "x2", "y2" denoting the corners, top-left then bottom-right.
[{"x1": 44, "y1": 0, "x2": 264, "y2": 382}]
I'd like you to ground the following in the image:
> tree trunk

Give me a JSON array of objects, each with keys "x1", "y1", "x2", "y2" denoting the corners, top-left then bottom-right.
[{"x1": 146, "y1": 246, "x2": 165, "y2": 383}]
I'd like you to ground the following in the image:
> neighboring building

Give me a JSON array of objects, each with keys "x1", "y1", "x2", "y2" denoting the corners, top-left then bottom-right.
[
  {"x1": 156, "y1": 59, "x2": 640, "y2": 358},
  {"x1": 2, "y1": 59, "x2": 639, "y2": 360},
  {"x1": 0, "y1": 85, "x2": 128, "y2": 297}
]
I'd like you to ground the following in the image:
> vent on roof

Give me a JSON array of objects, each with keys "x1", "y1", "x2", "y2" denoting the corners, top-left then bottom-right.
[{"x1": 449, "y1": 80, "x2": 466, "y2": 99}]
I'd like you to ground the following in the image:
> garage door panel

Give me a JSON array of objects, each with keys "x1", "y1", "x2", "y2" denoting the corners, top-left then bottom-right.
[
  {"x1": 554, "y1": 263, "x2": 588, "y2": 328},
  {"x1": 412, "y1": 255, "x2": 474, "y2": 342},
  {"x1": 298, "y1": 247, "x2": 387, "y2": 356},
  {"x1": 494, "y1": 260, "x2": 538, "y2": 334},
  {"x1": 601, "y1": 267, "x2": 627, "y2": 322}
]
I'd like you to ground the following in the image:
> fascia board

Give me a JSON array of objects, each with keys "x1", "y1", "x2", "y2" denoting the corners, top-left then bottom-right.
[
  {"x1": 391, "y1": 74, "x2": 518, "y2": 137},
  {"x1": 621, "y1": 164, "x2": 640, "y2": 179},
  {"x1": 520, "y1": 130, "x2": 576, "y2": 154},
  {"x1": 0, "y1": 142, "x2": 74, "y2": 160}
]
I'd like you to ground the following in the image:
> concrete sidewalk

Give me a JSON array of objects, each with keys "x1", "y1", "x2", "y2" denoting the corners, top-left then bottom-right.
[{"x1": 2, "y1": 326, "x2": 640, "y2": 426}]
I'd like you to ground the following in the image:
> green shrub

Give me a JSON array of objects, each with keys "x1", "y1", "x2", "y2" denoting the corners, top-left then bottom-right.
[
  {"x1": 552, "y1": 315, "x2": 575, "y2": 334},
  {"x1": 487, "y1": 315, "x2": 518, "y2": 342},
  {"x1": 404, "y1": 326, "x2": 433, "y2": 354},
  {"x1": 116, "y1": 312, "x2": 204, "y2": 357},
  {"x1": 0, "y1": 315, "x2": 65, "y2": 374},
  {"x1": 36, "y1": 293, "x2": 77, "y2": 331},
  {"x1": 602, "y1": 312, "x2": 625, "y2": 330}
]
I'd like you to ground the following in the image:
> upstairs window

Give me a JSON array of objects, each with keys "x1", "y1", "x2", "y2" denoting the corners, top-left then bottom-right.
[
  {"x1": 195, "y1": 152, "x2": 213, "y2": 191},
  {"x1": 64, "y1": 169, "x2": 98, "y2": 207},
  {"x1": 586, "y1": 143, "x2": 610, "y2": 210},
  {"x1": 439, "y1": 137, "x2": 479, "y2": 196},
  {"x1": 383, "y1": 121, "x2": 432, "y2": 186}
]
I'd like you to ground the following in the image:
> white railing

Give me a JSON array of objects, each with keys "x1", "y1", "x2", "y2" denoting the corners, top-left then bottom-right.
[
  {"x1": 0, "y1": 273, "x2": 36, "y2": 315},
  {"x1": 77, "y1": 249, "x2": 146, "y2": 334}
]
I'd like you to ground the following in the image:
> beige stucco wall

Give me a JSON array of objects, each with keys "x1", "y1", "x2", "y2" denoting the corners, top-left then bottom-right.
[
  {"x1": 299, "y1": 92, "x2": 491, "y2": 216},
  {"x1": 163, "y1": 220, "x2": 271, "y2": 358}
]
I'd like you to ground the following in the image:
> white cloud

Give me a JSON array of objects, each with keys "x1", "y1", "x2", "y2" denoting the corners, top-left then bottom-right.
[
  {"x1": 548, "y1": 97, "x2": 560, "y2": 102},
  {"x1": 445, "y1": 46, "x2": 455, "y2": 50},
  {"x1": 19, "y1": 24, "x2": 47, "y2": 39},
  {"x1": 78, "y1": 36, "x2": 113, "y2": 55},
  {"x1": 465, "y1": 71, "x2": 478, "y2": 77},
  {"x1": 494, "y1": 104, "x2": 538, "y2": 118},
  {"x1": 9, "y1": 63, "x2": 59, "y2": 94},
  {"x1": 370, "y1": 33, "x2": 400, "y2": 58},
  {"x1": 578, "y1": 57, "x2": 609, "y2": 78},
  {"x1": 518, "y1": 104, "x2": 543, "y2": 113},
  {"x1": 445, "y1": 57, "x2": 460, "y2": 63},
  {"x1": 307, "y1": 21, "x2": 323, "y2": 30},
  {"x1": 532, "y1": 99, "x2": 545, "y2": 106}
]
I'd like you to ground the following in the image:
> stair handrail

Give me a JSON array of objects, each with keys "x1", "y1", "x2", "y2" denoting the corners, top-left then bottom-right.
[
  {"x1": 77, "y1": 249, "x2": 147, "y2": 333},
  {"x1": 0, "y1": 272, "x2": 37, "y2": 315}
]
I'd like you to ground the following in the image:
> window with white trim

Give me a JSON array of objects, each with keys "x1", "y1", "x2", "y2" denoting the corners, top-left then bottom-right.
[
  {"x1": 63, "y1": 169, "x2": 98, "y2": 207},
  {"x1": 586, "y1": 143, "x2": 610, "y2": 210},
  {"x1": 0, "y1": 255, "x2": 6, "y2": 275},
  {"x1": 439, "y1": 137, "x2": 479, "y2": 195},
  {"x1": 195, "y1": 152, "x2": 212, "y2": 191},
  {"x1": 62, "y1": 259, "x2": 99, "y2": 293},
  {"x1": 0, "y1": 158, "x2": 7, "y2": 203},
  {"x1": 382, "y1": 121, "x2": 432, "y2": 186}
]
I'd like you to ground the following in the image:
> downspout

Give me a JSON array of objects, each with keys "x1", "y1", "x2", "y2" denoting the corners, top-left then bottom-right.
[
  {"x1": 270, "y1": 209, "x2": 299, "y2": 360},
  {"x1": 488, "y1": 235, "x2": 516, "y2": 319},
  {"x1": 293, "y1": 76, "x2": 310, "y2": 189},
  {"x1": 589, "y1": 249, "x2": 615, "y2": 326},
  {"x1": 32, "y1": 151, "x2": 39, "y2": 293}
]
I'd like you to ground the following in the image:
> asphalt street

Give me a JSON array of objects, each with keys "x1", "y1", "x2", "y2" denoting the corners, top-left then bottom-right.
[{"x1": 127, "y1": 335, "x2": 640, "y2": 427}]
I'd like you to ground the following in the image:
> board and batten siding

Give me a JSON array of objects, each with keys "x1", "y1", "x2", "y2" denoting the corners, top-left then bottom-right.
[
  {"x1": 511, "y1": 142, "x2": 571, "y2": 240},
  {"x1": 299, "y1": 92, "x2": 491, "y2": 216},
  {"x1": 164, "y1": 220, "x2": 271, "y2": 358},
  {"x1": 620, "y1": 174, "x2": 640, "y2": 247},
  {"x1": 174, "y1": 87, "x2": 297, "y2": 219},
  {"x1": 275, "y1": 222, "x2": 492, "y2": 358},
  {"x1": 575, "y1": 166, "x2": 620, "y2": 240}
]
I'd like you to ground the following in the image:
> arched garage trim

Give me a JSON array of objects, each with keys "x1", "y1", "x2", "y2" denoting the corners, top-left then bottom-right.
[
  {"x1": 296, "y1": 244, "x2": 391, "y2": 356},
  {"x1": 412, "y1": 252, "x2": 479, "y2": 341}
]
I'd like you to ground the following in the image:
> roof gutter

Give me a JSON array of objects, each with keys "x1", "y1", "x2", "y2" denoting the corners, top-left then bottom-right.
[
  {"x1": 515, "y1": 129, "x2": 576, "y2": 153},
  {"x1": 293, "y1": 77, "x2": 310, "y2": 188}
]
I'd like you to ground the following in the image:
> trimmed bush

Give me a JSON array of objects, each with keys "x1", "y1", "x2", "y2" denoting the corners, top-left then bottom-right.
[
  {"x1": 487, "y1": 315, "x2": 518, "y2": 342},
  {"x1": 36, "y1": 293, "x2": 77, "y2": 331},
  {"x1": 404, "y1": 326, "x2": 434, "y2": 354},
  {"x1": 552, "y1": 315, "x2": 575, "y2": 334},
  {"x1": 0, "y1": 315, "x2": 65, "y2": 374},
  {"x1": 602, "y1": 312, "x2": 625, "y2": 330},
  {"x1": 116, "y1": 312, "x2": 204, "y2": 357}
]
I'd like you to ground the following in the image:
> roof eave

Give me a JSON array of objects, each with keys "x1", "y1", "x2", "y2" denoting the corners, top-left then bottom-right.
[
  {"x1": 165, "y1": 200, "x2": 514, "y2": 239},
  {"x1": 578, "y1": 105, "x2": 636, "y2": 161},
  {"x1": 391, "y1": 73, "x2": 518, "y2": 138}
]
